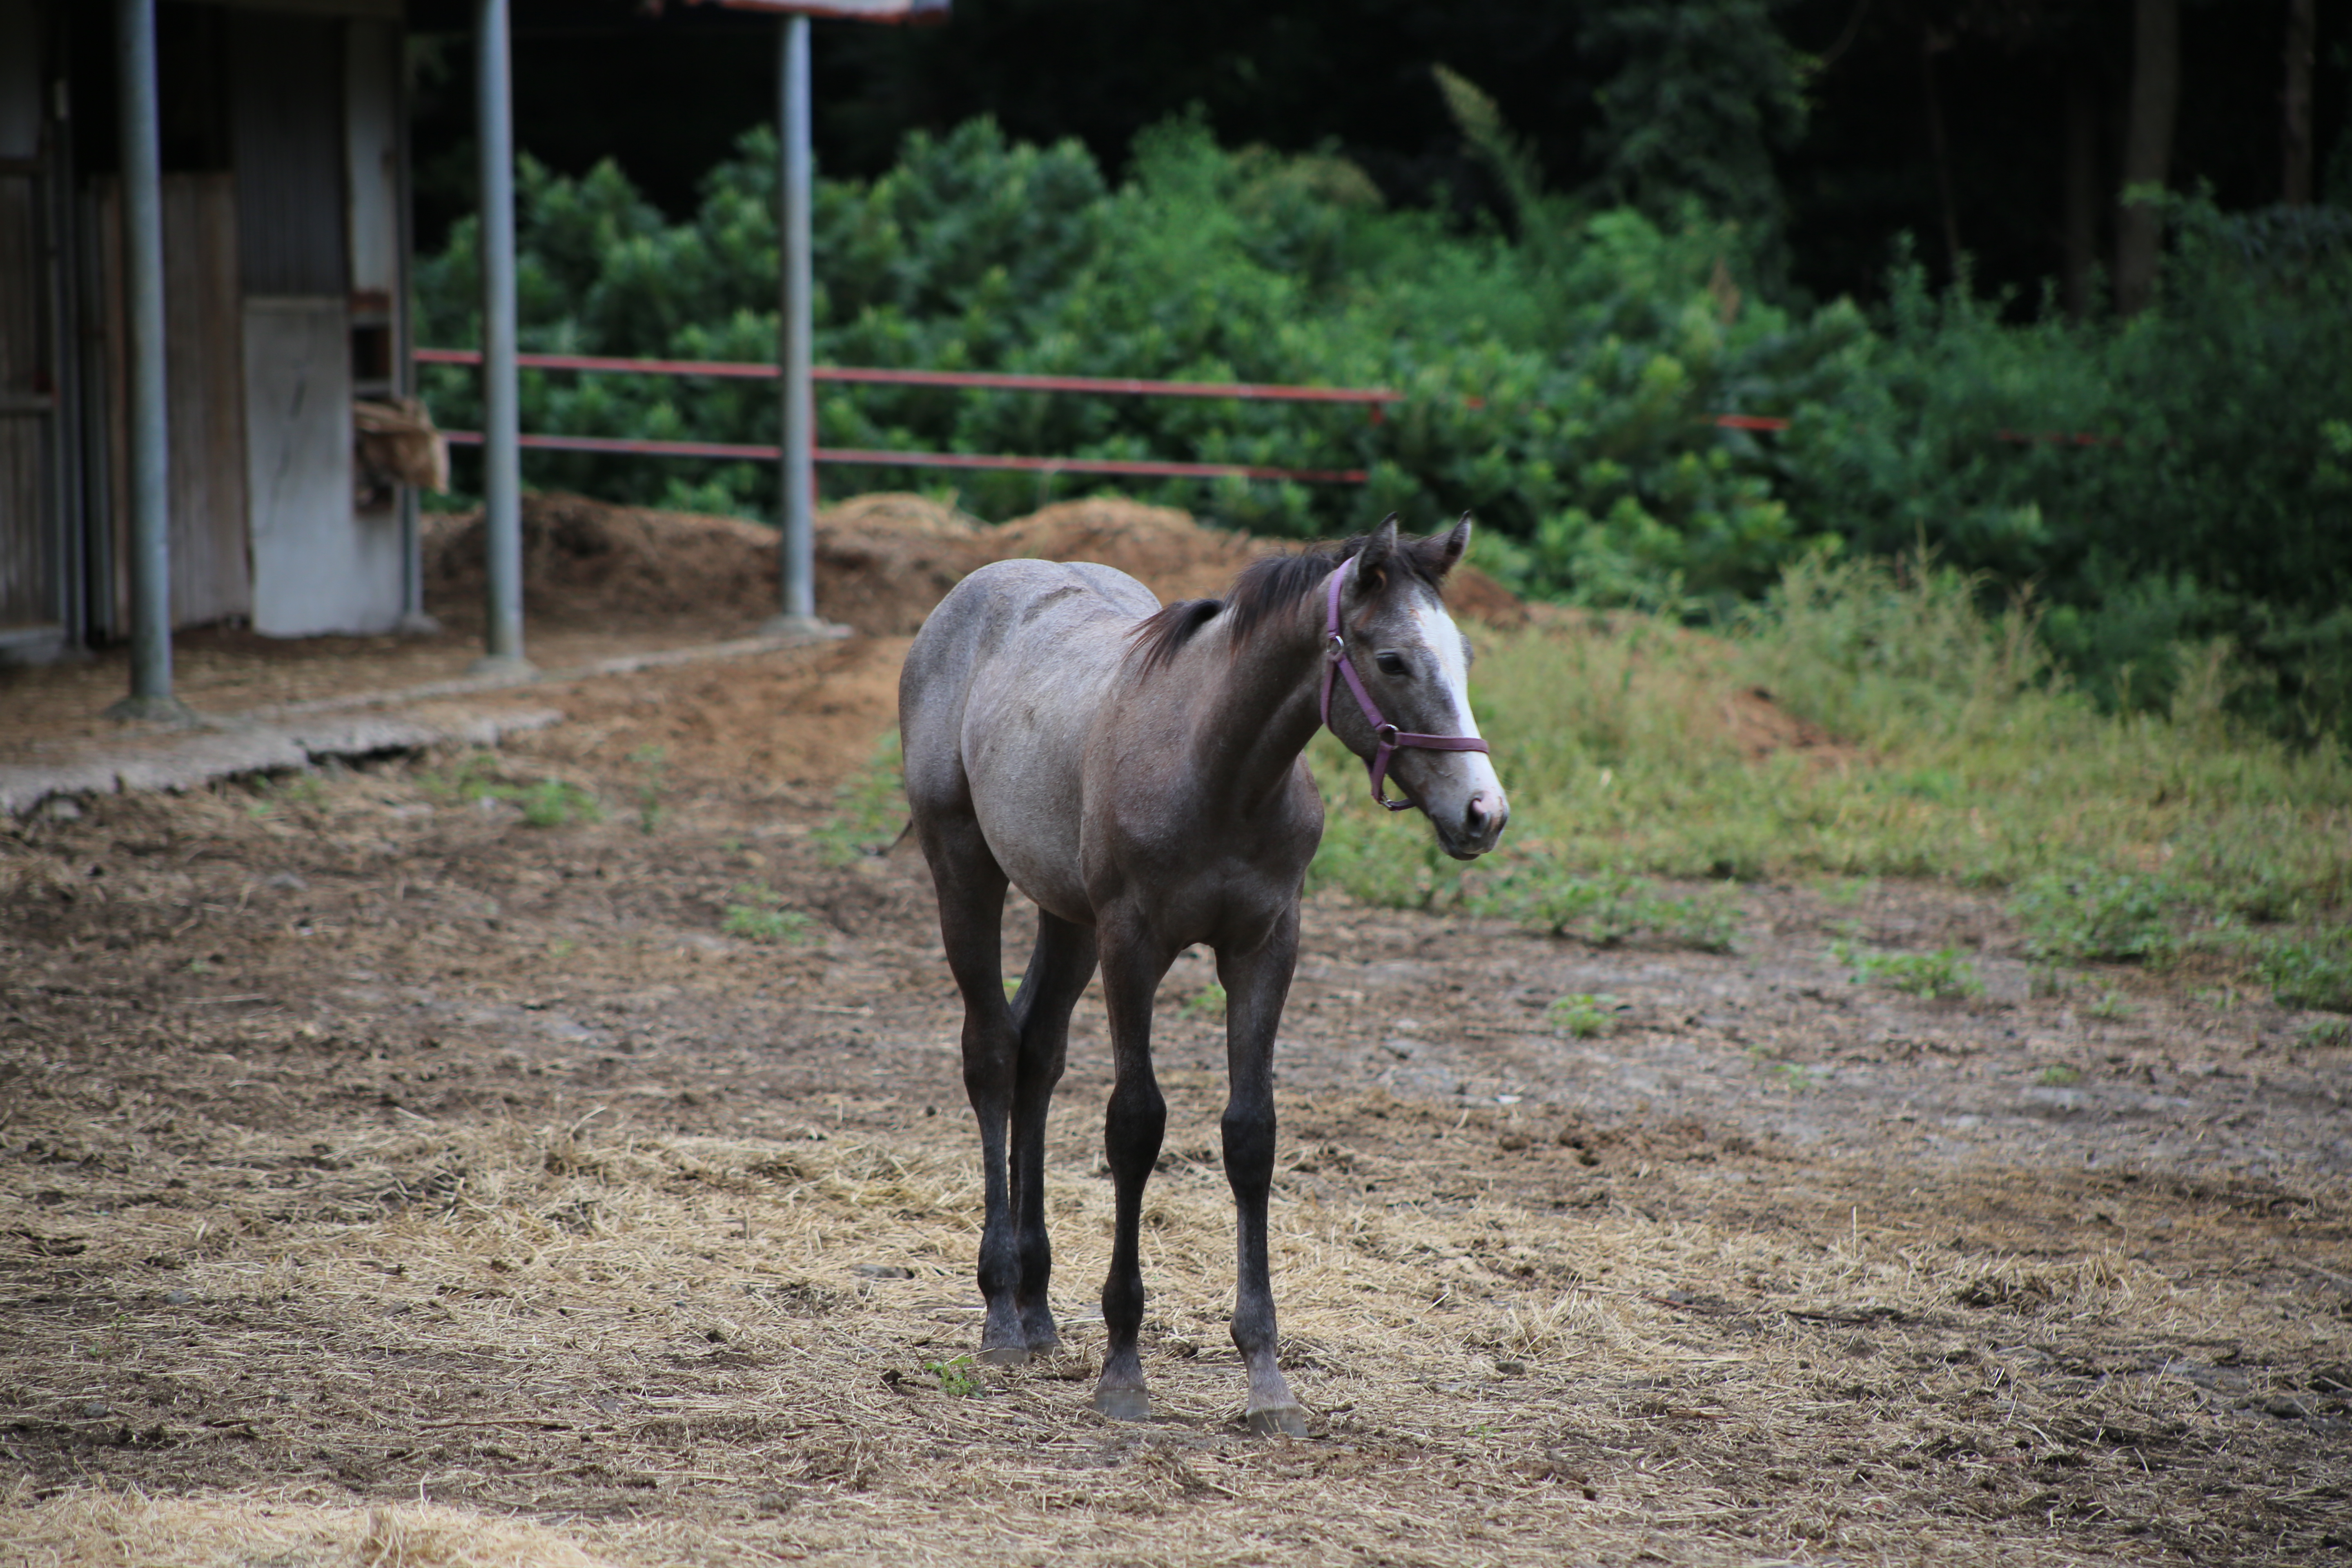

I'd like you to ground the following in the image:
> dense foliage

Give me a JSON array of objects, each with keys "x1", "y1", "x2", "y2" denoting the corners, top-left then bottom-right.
[{"x1": 415, "y1": 115, "x2": 2352, "y2": 741}]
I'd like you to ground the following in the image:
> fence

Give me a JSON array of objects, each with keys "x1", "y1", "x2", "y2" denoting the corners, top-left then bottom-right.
[
  {"x1": 416, "y1": 348, "x2": 2132, "y2": 486},
  {"x1": 417, "y1": 349, "x2": 1400, "y2": 486}
]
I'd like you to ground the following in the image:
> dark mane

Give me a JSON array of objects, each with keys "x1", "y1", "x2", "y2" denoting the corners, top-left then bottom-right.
[
  {"x1": 1127, "y1": 597, "x2": 1226, "y2": 676},
  {"x1": 1126, "y1": 528, "x2": 1457, "y2": 679},
  {"x1": 1224, "y1": 530, "x2": 1452, "y2": 648}
]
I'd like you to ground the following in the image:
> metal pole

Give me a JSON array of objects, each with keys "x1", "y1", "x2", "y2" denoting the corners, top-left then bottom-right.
[
  {"x1": 105, "y1": 0, "x2": 186, "y2": 722},
  {"x1": 472, "y1": 0, "x2": 529, "y2": 673},
  {"x1": 762, "y1": 12, "x2": 839, "y2": 639},
  {"x1": 395, "y1": 10, "x2": 437, "y2": 637}
]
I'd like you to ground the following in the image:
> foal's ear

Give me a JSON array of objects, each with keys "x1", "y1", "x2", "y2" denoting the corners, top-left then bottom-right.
[
  {"x1": 1430, "y1": 512, "x2": 1473, "y2": 581},
  {"x1": 1354, "y1": 514, "x2": 1401, "y2": 593}
]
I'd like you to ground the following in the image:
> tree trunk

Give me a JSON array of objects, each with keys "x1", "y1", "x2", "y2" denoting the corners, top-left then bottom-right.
[
  {"x1": 2115, "y1": 0, "x2": 2179, "y2": 316},
  {"x1": 1920, "y1": 22, "x2": 1962, "y2": 281},
  {"x1": 2284, "y1": 0, "x2": 2316, "y2": 205},
  {"x1": 2064, "y1": 64, "x2": 2099, "y2": 320}
]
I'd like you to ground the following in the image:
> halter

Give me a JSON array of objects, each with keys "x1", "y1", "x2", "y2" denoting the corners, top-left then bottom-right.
[{"x1": 1321, "y1": 557, "x2": 1492, "y2": 811}]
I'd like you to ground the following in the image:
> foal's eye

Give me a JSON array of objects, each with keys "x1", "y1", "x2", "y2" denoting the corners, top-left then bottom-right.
[{"x1": 1374, "y1": 652, "x2": 1410, "y2": 678}]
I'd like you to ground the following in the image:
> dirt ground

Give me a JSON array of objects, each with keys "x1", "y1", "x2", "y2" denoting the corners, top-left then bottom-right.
[{"x1": 2, "y1": 497, "x2": 2349, "y2": 1567}]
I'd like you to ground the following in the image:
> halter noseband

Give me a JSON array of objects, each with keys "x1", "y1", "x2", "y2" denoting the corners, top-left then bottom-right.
[{"x1": 1321, "y1": 557, "x2": 1492, "y2": 812}]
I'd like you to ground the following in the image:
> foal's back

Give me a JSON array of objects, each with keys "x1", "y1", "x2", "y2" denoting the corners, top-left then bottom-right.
[{"x1": 900, "y1": 559, "x2": 1160, "y2": 924}]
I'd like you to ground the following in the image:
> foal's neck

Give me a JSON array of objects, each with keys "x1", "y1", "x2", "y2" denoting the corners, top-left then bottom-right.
[{"x1": 1179, "y1": 596, "x2": 1328, "y2": 818}]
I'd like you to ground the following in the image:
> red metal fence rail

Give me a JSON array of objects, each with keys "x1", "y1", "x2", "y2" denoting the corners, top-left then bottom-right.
[
  {"x1": 416, "y1": 347, "x2": 2132, "y2": 477},
  {"x1": 417, "y1": 347, "x2": 1398, "y2": 484}
]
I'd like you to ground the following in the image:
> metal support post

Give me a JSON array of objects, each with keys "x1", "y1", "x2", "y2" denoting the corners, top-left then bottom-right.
[
  {"x1": 472, "y1": 0, "x2": 530, "y2": 673},
  {"x1": 762, "y1": 12, "x2": 844, "y2": 641},
  {"x1": 395, "y1": 10, "x2": 438, "y2": 637},
  {"x1": 105, "y1": 0, "x2": 188, "y2": 722}
]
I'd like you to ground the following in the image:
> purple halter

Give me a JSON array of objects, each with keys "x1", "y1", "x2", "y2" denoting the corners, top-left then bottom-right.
[{"x1": 1321, "y1": 557, "x2": 1492, "y2": 812}]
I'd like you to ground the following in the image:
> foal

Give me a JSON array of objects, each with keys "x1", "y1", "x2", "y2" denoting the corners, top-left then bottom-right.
[{"x1": 898, "y1": 515, "x2": 1507, "y2": 1434}]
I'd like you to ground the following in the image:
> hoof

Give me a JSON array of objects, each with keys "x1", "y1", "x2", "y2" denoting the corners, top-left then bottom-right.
[
  {"x1": 975, "y1": 1344, "x2": 1029, "y2": 1368},
  {"x1": 1245, "y1": 1403, "x2": 1309, "y2": 1438},
  {"x1": 1026, "y1": 1333, "x2": 1064, "y2": 1358},
  {"x1": 1091, "y1": 1384, "x2": 1151, "y2": 1422}
]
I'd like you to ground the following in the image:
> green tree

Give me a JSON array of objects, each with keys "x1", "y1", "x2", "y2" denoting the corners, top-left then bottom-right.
[{"x1": 1579, "y1": 0, "x2": 1810, "y2": 285}]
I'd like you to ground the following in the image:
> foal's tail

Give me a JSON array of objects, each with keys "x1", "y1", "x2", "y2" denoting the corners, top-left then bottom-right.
[{"x1": 865, "y1": 819, "x2": 914, "y2": 858}]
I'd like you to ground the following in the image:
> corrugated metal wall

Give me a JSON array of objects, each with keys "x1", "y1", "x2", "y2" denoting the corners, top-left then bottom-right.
[
  {"x1": 0, "y1": 169, "x2": 50, "y2": 637},
  {"x1": 228, "y1": 11, "x2": 345, "y2": 299},
  {"x1": 89, "y1": 175, "x2": 251, "y2": 632}
]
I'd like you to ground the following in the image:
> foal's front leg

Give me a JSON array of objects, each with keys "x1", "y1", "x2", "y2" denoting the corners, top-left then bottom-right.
[
  {"x1": 1217, "y1": 907, "x2": 1307, "y2": 1437},
  {"x1": 1091, "y1": 925, "x2": 1171, "y2": 1421}
]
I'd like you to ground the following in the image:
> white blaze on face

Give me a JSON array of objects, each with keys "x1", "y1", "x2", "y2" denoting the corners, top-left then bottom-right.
[
  {"x1": 1411, "y1": 596, "x2": 1482, "y2": 737},
  {"x1": 1410, "y1": 595, "x2": 1505, "y2": 799}
]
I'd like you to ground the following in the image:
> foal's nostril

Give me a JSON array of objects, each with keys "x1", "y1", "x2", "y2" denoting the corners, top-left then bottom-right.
[{"x1": 1464, "y1": 793, "x2": 1492, "y2": 836}]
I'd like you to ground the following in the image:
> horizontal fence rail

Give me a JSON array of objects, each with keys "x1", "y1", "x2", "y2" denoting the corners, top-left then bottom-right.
[
  {"x1": 417, "y1": 347, "x2": 1391, "y2": 483},
  {"x1": 417, "y1": 348, "x2": 2136, "y2": 480},
  {"x1": 438, "y1": 429, "x2": 1370, "y2": 483},
  {"x1": 415, "y1": 346, "x2": 1406, "y2": 405}
]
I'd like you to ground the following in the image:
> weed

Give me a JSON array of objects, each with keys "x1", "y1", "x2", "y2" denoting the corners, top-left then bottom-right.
[
  {"x1": 2257, "y1": 935, "x2": 2352, "y2": 1013},
  {"x1": 2301, "y1": 1017, "x2": 2352, "y2": 1047},
  {"x1": 2027, "y1": 964, "x2": 2072, "y2": 999},
  {"x1": 1653, "y1": 886, "x2": 1744, "y2": 953},
  {"x1": 927, "y1": 1356, "x2": 983, "y2": 1397},
  {"x1": 814, "y1": 734, "x2": 908, "y2": 867},
  {"x1": 1546, "y1": 993, "x2": 1624, "y2": 1039},
  {"x1": 2083, "y1": 989, "x2": 2135, "y2": 1021},
  {"x1": 629, "y1": 745, "x2": 668, "y2": 835},
  {"x1": 1459, "y1": 851, "x2": 1741, "y2": 953},
  {"x1": 517, "y1": 779, "x2": 601, "y2": 829},
  {"x1": 547, "y1": 939, "x2": 577, "y2": 960},
  {"x1": 1830, "y1": 941, "x2": 1984, "y2": 1000},
  {"x1": 426, "y1": 751, "x2": 600, "y2": 828},
  {"x1": 1002, "y1": 977, "x2": 1021, "y2": 1000},
  {"x1": 1752, "y1": 1054, "x2": 1817, "y2": 1092},
  {"x1": 1815, "y1": 876, "x2": 1872, "y2": 908},
  {"x1": 2011, "y1": 869, "x2": 2177, "y2": 965},
  {"x1": 1180, "y1": 982, "x2": 1228, "y2": 1021},
  {"x1": 722, "y1": 882, "x2": 818, "y2": 945},
  {"x1": 2035, "y1": 1064, "x2": 2083, "y2": 1087},
  {"x1": 184, "y1": 957, "x2": 212, "y2": 975}
]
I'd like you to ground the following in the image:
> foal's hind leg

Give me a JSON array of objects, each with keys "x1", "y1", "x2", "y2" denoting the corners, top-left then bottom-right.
[
  {"x1": 1006, "y1": 910, "x2": 1097, "y2": 1355},
  {"x1": 1218, "y1": 908, "x2": 1308, "y2": 1437},
  {"x1": 916, "y1": 813, "x2": 1030, "y2": 1365}
]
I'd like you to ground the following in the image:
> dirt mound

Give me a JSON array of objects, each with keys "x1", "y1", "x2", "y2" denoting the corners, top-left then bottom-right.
[
  {"x1": 990, "y1": 498, "x2": 1263, "y2": 604},
  {"x1": 425, "y1": 492, "x2": 1530, "y2": 640},
  {"x1": 1719, "y1": 683, "x2": 1839, "y2": 762},
  {"x1": 423, "y1": 494, "x2": 781, "y2": 632}
]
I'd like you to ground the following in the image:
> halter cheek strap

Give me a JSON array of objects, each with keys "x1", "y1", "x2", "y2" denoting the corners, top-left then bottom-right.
[{"x1": 1321, "y1": 558, "x2": 1492, "y2": 812}]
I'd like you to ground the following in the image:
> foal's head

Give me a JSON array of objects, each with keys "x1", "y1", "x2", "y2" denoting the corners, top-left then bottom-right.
[{"x1": 1321, "y1": 515, "x2": 1509, "y2": 860}]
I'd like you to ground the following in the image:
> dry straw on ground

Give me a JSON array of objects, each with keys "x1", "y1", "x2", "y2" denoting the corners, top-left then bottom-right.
[{"x1": 5, "y1": 1089, "x2": 2337, "y2": 1566}]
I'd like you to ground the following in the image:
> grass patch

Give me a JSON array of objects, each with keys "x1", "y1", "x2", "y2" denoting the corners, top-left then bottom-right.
[
  {"x1": 2011, "y1": 869, "x2": 2179, "y2": 964},
  {"x1": 814, "y1": 733, "x2": 908, "y2": 867},
  {"x1": 721, "y1": 882, "x2": 819, "y2": 945},
  {"x1": 1830, "y1": 941, "x2": 1984, "y2": 1000},
  {"x1": 629, "y1": 744, "x2": 668, "y2": 835},
  {"x1": 1179, "y1": 982, "x2": 1228, "y2": 1021},
  {"x1": 1546, "y1": 993, "x2": 1624, "y2": 1039},
  {"x1": 925, "y1": 1356, "x2": 984, "y2": 1398},
  {"x1": 2083, "y1": 989, "x2": 2136, "y2": 1021},
  {"x1": 426, "y1": 751, "x2": 601, "y2": 828},
  {"x1": 1307, "y1": 552, "x2": 2348, "y2": 974},
  {"x1": 2258, "y1": 935, "x2": 2352, "y2": 1013}
]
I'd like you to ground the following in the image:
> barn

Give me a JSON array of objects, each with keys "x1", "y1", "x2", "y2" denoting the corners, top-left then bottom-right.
[{"x1": 0, "y1": 0, "x2": 426, "y2": 670}]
